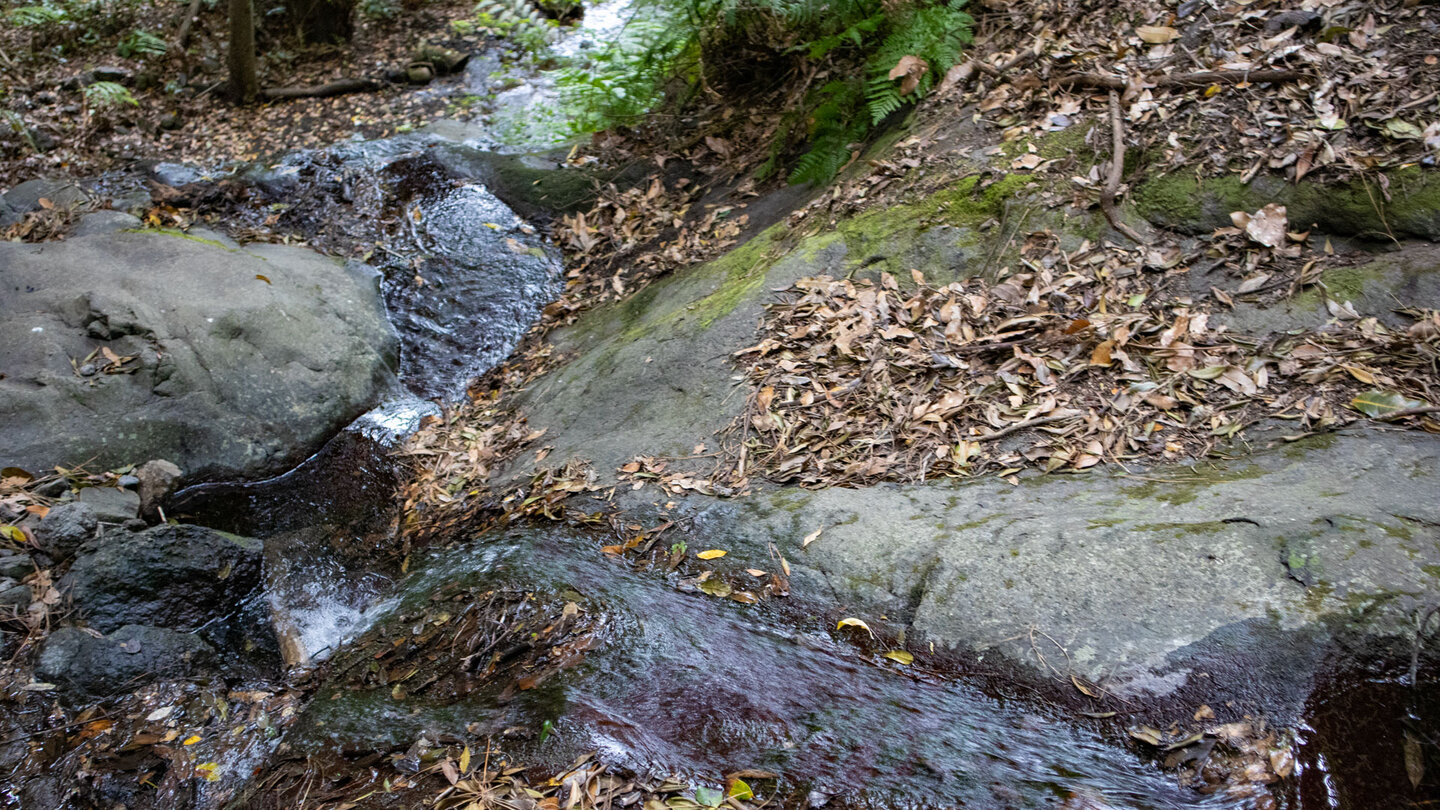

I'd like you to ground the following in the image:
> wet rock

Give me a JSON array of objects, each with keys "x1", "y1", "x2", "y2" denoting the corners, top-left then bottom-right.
[
  {"x1": 33, "y1": 502, "x2": 98, "y2": 558},
  {"x1": 0, "y1": 553, "x2": 34, "y2": 581},
  {"x1": 62, "y1": 66, "x2": 133, "y2": 90},
  {"x1": 148, "y1": 162, "x2": 203, "y2": 187},
  {"x1": 36, "y1": 625, "x2": 217, "y2": 697},
  {"x1": 134, "y1": 459, "x2": 182, "y2": 523},
  {"x1": 0, "y1": 578, "x2": 31, "y2": 613},
  {"x1": 70, "y1": 210, "x2": 141, "y2": 237},
  {"x1": 76, "y1": 486, "x2": 139, "y2": 523},
  {"x1": 0, "y1": 177, "x2": 88, "y2": 226},
  {"x1": 0, "y1": 228, "x2": 399, "y2": 481},
  {"x1": 65, "y1": 523, "x2": 263, "y2": 633}
]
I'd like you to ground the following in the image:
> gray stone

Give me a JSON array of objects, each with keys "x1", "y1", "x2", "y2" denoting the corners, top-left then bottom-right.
[
  {"x1": 33, "y1": 502, "x2": 97, "y2": 558},
  {"x1": 0, "y1": 579, "x2": 31, "y2": 614},
  {"x1": 148, "y1": 162, "x2": 203, "y2": 187},
  {"x1": 36, "y1": 624, "x2": 216, "y2": 697},
  {"x1": 76, "y1": 486, "x2": 139, "y2": 523},
  {"x1": 70, "y1": 210, "x2": 141, "y2": 237},
  {"x1": 642, "y1": 430, "x2": 1440, "y2": 719},
  {"x1": 0, "y1": 177, "x2": 89, "y2": 226},
  {"x1": 0, "y1": 229, "x2": 399, "y2": 481},
  {"x1": 64, "y1": 523, "x2": 263, "y2": 633},
  {"x1": 134, "y1": 459, "x2": 182, "y2": 522},
  {"x1": 0, "y1": 553, "x2": 34, "y2": 581}
]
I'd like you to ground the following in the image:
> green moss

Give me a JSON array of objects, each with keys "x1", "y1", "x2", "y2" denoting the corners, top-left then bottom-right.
[
  {"x1": 126, "y1": 227, "x2": 236, "y2": 252},
  {"x1": 1036, "y1": 125, "x2": 1092, "y2": 163},
  {"x1": 1118, "y1": 463, "x2": 1264, "y2": 504},
  {"x1": 1134, "y1": 167, "x2": 1440, "y2": 240},
  {"x1": 831, "y1": 173, "x2": 1036, "y2": 278},
  {"x1": 1131, "y1": 520, "x2": 1232, "y2": 536},
  {"x1": 690, "y1": 224, "x2": 789, "y2": 328}
]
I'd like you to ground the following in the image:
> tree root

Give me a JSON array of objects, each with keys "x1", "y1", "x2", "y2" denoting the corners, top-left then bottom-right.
[
  {"x1": 1100, "y1": 90, "x2": 1147, "y2": 246},
  {"x1": 260, "y1": 78, "x2": 381, "y2": 101},
  {"x1": 1057, "y1": 68, "x2": 1306, "y2": 91}
]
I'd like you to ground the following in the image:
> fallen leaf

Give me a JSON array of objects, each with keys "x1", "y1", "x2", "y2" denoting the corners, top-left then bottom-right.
[
  {"x1": 1137, "y1": 25, "x2": 1179, "y2": 43},
  {"x1": 696, "y1": 549, "x2": 727, "y2": 560},
  {"x1": 837, "y1": 617, "x2": 875, "y2": 636},
  {"x1": 1351, "y1": 390, "x2": 1426, "y2": 418},
  {"x1": 883, "y1": 650, "x2": 914, "y2": 665},
  {"x1": 802, "y1": 527, "x2": 823, "y2": 547}
]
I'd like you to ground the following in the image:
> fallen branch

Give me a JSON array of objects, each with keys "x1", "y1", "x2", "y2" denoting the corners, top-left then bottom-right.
[
  {"x1": 940, "y1": 41, "x2": 1041, "y2": 95},
  {"x1": 1057, "y1": 68, "x2": 1306, "y2": 91},
  {"x1": 174, "y1": 0, "x2": 203, "y2": 51},
  {"x1": 260, "y1": 78, "x2": 381, "y2": 101},
  {"x1": 1100, "y1": 90, "x2": 1148, "y2": 246}
]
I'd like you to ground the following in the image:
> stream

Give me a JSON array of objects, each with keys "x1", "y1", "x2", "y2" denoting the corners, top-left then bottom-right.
[{"x1": 139, "y1": 3, "x2": 1434, "y2": 809}]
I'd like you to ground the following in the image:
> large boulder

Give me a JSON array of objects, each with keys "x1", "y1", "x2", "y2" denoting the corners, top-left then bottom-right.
[
  {"x1": 36, "y1": 625, "x2": 217, "y2": 698},
  {"x1": 0, "y1": 220, "x2": 399, "y2": 481},
  {"x1": 64, "y1": 523, "x2": 263, "y2": 633}
]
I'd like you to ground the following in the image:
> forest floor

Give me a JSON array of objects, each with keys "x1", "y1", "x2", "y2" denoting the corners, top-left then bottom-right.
[{"x1": 0, "y1": 0, "x2": 498, "y2": 187}]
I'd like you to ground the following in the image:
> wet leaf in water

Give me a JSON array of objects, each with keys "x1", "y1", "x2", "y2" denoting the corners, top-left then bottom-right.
[
  {"x1": 837, "y1": 617, "x2": 874, "y2": 636},
  {"x1": 884, "y1": 650, "x2": 914, "y2": 665},
  {"x1": 1129, "y1": 726, "x2": 1165, "y2": 746},
  {"x1": 699, "y1": 578, "x2": 733, "y2": 598},
  {"x1": 727, "y1": 778, "x2": 754, "y2": 800}
]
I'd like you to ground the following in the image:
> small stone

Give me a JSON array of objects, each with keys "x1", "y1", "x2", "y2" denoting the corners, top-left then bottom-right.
[
  {"x1": 0, "y1": 580, "x2": 32, "y2": 613},
  {"x1": 134, "y1": 460, "x2": 183, "y2": 523},
  {"x1": 406, "y1": 63, "x2": 434, "y2": 84},
  {"x1": 77, "y1": 363, "x2": 97, "y2": 377},
  {"x1": 159, "y1": 112, "x2": 183, "y2": 131},
  {"x1": 76, "y1": 486, "x2": 140, "y2": 523},
  {"x1": 116, "y1": 474, "x2": 140, "y2": 489},
  {"x1": 33, "y1": 502, "x2": 98, "y2": 558},
  {"x1": 0, "y1": 554, "x2": 35, "y2": 581}
]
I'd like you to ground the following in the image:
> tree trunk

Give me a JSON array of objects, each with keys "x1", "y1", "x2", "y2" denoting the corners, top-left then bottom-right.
[{"x1": 228, "y1": 0, "x2": 258, "y2": 104}]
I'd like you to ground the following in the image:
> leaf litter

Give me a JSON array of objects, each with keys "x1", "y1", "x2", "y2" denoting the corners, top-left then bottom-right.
[{"x1": 715, "y1": 233, "x2": 1439, "y2": 488}]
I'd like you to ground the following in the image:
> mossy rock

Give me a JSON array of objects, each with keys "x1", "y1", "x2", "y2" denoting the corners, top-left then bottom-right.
[{"x1": 1133, "y1": 168, "x2": 1440, "y2": 241}]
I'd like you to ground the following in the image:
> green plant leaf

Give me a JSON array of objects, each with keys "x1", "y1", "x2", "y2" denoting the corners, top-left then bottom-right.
[
  {"x1": 1351, "y1": 390, "x2": 1426, "y2": 418},
  {"x1": 694, "y1": 786, "x2": 723, "y2": 808}
]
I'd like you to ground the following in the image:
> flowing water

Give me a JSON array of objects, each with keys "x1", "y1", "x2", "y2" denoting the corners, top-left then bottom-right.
[{"x1": 156, "y1": 3, "x2": 1440, "y2": 808}]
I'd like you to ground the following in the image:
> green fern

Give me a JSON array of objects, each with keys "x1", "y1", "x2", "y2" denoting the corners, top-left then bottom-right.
[
  {"x1": 788, "y1": 80, "x2": 868, "y2": 185},
  {"x1": 83, "y1": 81, "x2": 138, "y2": 109},
  {"x1": 6, "y1": 4, "x2": 67, "y2": 26},
  {"x1": 864, "y1": 3, "x2": 973, "y2": 124},
  {"x1": 117, "y1": 30, "x2": 168, "y2": 59}
]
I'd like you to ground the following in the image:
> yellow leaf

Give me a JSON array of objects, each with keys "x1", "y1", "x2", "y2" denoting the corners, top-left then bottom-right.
[
  {"x1": 802, "y1": 527, "x2": 823, "y2": 548},
  {"x1": 183, "y1": 734, "x2": 202, "y2": 745},
  {"x1": 255, "y1": 274, "x2": 271, "y2": 284},
  {"x1": 0, "y1": 525, "x2": 26, "y2": 546},
  {"x1": 883, "y1": 650, "x2": 914, "y2": 665},
  {"x1": 837, "y1": 617, "x2": 874, "y2": 636},
  {"x1": 696, "y1": 549, "x2": 727, "y2": 560},
  {"x1": 459, "y1": 745, "x2": 471, "y2": 775},
  {"x1": 195, "y1": 762, "x2": 221, "y2": 782}
]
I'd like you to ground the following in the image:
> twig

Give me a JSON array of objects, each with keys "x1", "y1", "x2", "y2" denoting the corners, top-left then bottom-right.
[
  {"x1": 1056, "y1": 69, "x2": 1306, "y2": 91},
  {"x1": 1378, "y1": 405, "x2": 1440, "y2": 421},
  {"x1": 976, "y1": 413, "x2": 1075, "y2": 442},
  {"x1": 1100, "y1": 91, "x2": 1147, "y2": 246}
]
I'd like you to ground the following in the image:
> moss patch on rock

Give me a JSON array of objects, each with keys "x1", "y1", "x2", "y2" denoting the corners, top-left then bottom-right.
[{"x1": 1133, "y1": 168, "x2": 1440, "y2": 241}]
